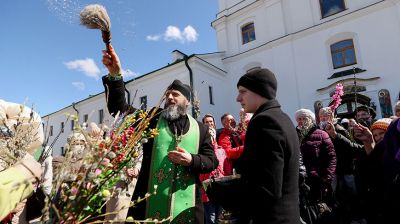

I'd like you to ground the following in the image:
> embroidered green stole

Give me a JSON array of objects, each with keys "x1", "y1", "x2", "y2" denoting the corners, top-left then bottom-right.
[{"x1": 146, "y1": 115, "x2": 199, "y2": 223}]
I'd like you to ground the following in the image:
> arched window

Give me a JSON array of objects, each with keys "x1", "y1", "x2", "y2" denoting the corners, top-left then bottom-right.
[
  {"x1": 319, "y1": 0, "x2": 346, "y2": 18},
  {"x1": 241, "y1": 22, "x2": 255, "y2": 44},
  {"x1": 330, "y1": 39, "x2": 356, "y2": 69}
]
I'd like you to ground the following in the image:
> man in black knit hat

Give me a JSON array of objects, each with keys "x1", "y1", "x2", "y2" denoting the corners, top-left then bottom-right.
[
  {"x1": 101, "y1": 44, "x2": 217, "y2": 223},
  {"x1": 232, "y1": 68, "x2": 300, "y2": 223},
  {"x1": 356, "y1": 105, "x2": 376, "y2": 128}
]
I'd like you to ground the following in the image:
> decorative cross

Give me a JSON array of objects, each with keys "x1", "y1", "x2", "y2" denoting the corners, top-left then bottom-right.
[
  {"x1": 174, "y1": 125, "x2": 182, "y2": 147},
  {"x1": 155, "y1": 168, "x2": 167, "y2": 184}
]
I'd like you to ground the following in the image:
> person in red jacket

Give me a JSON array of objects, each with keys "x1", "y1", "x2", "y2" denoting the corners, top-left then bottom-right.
[
  {"x1": 217, "y1": 113, "x2": 245, "y2": 175},
  {"x1": 199, "y1": 114, "x2": 227, "y2": 224}
]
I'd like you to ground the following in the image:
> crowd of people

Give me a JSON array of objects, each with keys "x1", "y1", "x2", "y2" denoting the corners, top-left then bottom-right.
[{"x1": 1, "y1": 44, "x2": 400, "y2": 224}]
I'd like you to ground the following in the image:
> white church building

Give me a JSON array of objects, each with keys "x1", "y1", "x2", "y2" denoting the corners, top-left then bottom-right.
[{"x1": 44, "y1": 0, "x2": 400, "y2": 156}]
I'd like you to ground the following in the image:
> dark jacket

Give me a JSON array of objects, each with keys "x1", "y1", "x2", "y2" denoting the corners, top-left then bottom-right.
[
  {"x1": 235, "y1": 99, "x2": 300, "y2": 224},
  {"x1": 356, "y1": 118, "x2": 400, "y2": 224},
  {"x1": 297, "y1": 125, "x2": 336, "y2": 208},
  {"x1": 298, "y1": 125, "x2": 336, "y2": 184},
  {"x1": 357, "y1": 142, "x2": 384, "y2": 223},
  {"x1": 381, "y1": 118, "x2": 400, "y2": 223},
  {"x1": 332, "y1": 124, "x2": 363, "y2": 175},
  {"x1": 102, "y1": 76, "x2": 218, "y2": 223}
]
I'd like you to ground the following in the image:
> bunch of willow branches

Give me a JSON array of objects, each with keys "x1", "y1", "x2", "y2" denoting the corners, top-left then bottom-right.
[{"x1": 45, "y1": 106, "x2": 165, "y2": 223}]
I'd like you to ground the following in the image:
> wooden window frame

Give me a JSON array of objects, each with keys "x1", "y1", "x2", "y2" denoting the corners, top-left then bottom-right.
[
  {"x1": 319, "y1": 0, "x2": 346, "y2": 18},
  {"x1": 330, "y1": 39, "x2": 357, "y2": 69},
  {"x1": 241, "y1": 22, "x2": 256, "y2": 45},
  {"x1": 99, "y1": 109, "x2": 104, "y2": 124},
  {"x1": 140, "y1": 96, "x2": 148, "y2": 111},
  {"x1": 209, "y1": 86, "x2": 214, "y2": 105}
]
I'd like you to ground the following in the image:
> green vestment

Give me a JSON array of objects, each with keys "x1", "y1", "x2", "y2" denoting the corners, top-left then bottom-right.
[{"x1": 146, "y1": 115, "x2": 199, "y2": 223}]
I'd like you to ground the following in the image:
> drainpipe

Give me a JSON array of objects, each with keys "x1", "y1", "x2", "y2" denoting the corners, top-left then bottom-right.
[
  {"x1": 184, "y1": 55, "x2": 195, "y2": 117},
  {"x1": 125, "y1": 85, "x2": 131, "y2": 105},
  {"x1": 72, "y1": 102, "x2": 79, "y2": 130},
  {"x1": 72, "y1": 102, "x2": 79, "y2": 116}
]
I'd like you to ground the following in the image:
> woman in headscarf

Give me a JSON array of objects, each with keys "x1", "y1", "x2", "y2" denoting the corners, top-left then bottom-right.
[{"x1": 295, "y1": 109, "x2": 336, "y2": 224}]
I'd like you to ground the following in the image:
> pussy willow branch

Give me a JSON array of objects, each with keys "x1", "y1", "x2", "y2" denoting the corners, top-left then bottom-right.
[
  {"x1": 83, "y1": 192, "x2": 163, "y2": 224},
  {"x1": 78, "y1": 105, "x2": 163, "y2": 217},
  {"x1": 75, "y1": 113, "x2": 152, "y2": 217},
  {"x1": 81, "y1": 192, "x2": 149, "y2": 223},
  {"x1": 54, "y1": 96, "x2": 163, "y2": 221}
]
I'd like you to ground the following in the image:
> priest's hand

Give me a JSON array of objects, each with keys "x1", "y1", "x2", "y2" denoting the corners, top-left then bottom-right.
[
  {"x1": 168, "y1": 147, "x2": 192, "y2": 166},
  {"x1": 102, "y1": 44, "x2": 121, "y2": 76}
]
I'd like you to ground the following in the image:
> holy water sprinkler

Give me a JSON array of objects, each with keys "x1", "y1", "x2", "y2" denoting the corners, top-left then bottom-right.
[{"x1": 80, "y1": 4, "x2": 111, "y2": 52}]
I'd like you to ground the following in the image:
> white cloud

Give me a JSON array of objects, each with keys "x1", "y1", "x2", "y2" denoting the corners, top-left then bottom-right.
[
  {"x1": 146, "y1": 25, "x2": 198, "y2": 44},
  {"x1": 64, "y1": 58, "x2": 101, "y2": 80},
  {"x1": 72, "y1": 82, "x2": 85, "y2": 90},
  {"x1": 164, "y1": 26, "x2": 183, "y2": 42},
  {"x1": 183, "y1": 25, "x2": 198, "y2": 42},
  {"x1": 146, "y1": 35, "x2": 161, "y2": 41},
  {"x1": 122, "y1": 69, "x2": 139, "y2": 79}
]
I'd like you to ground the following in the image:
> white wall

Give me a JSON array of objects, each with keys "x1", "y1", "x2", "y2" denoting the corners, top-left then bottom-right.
[
  {"x1": 125, "y1": 55, "x2": 231, "y2": 129},
  {"x1": 191, "y1": 58, "x2": 230, "y2": 128},
  {"x1": 43, "y1": 93, "x2": 112, "y2": 156},
  {"x1": 42, "y1": 108, "x2": 75, "y2": 156}
]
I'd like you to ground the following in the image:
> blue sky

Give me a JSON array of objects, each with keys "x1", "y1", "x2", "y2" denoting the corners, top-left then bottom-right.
[{"x1": 0, "y1": 0, "x2": 218, "y2": 116}]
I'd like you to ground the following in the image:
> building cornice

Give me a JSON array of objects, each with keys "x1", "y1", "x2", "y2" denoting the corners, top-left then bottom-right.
[
  {"x1": 42, "y1": 92, "x2": 104, "y2": 118},
  {"x1": 212, "y1": 0, "x2": 260, "y2": 28},
  {"x1": 316, "y1": 77, "x2": 380, "y2": 93}
]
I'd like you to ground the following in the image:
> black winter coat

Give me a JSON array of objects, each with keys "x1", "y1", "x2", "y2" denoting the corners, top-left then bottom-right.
[{"x1": 235, "y1": 100, "x2": 300, "y2": 224}]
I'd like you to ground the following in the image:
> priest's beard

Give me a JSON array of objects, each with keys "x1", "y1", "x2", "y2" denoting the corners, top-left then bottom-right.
[{"x1": 162, "y1": 103, "x2": 187, "y2": 121}]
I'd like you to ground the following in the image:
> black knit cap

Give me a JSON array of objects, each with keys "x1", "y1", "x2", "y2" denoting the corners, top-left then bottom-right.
[
  {"x1": 237, "y1": 68, "x2": 277, "y2": 99},
  {"x1": 357, "y1": 105, "x2": 376, "y2": 119},
  {"x1": 166, "y1": 79, "x2": 192, "y2": 101}
]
